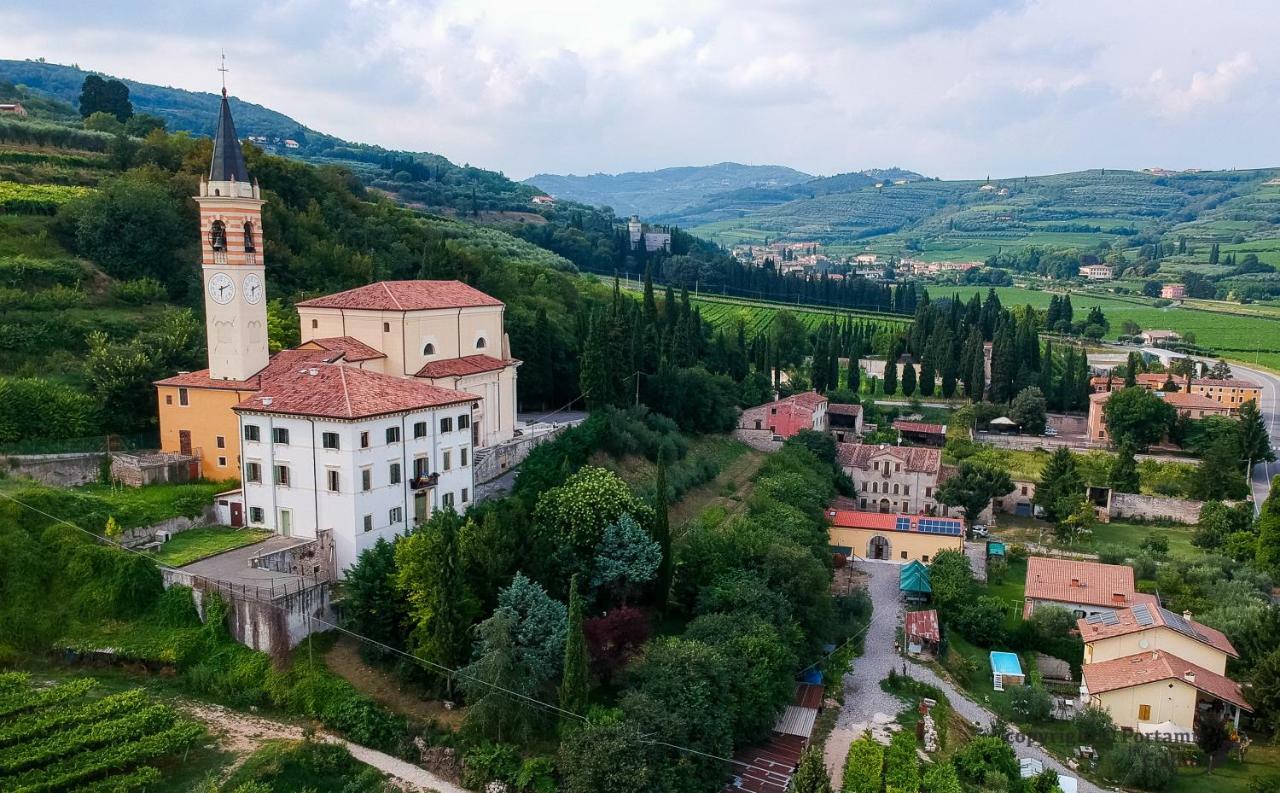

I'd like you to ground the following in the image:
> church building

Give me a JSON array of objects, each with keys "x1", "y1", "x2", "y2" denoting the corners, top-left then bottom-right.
[{"x1": 155, "y1": 85, "x2": 518, "y2": 566}]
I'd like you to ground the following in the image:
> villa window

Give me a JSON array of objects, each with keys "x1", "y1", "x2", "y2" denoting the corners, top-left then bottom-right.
[
  {"x1": 414, "y1": 421, "x2": 427, "y2": 438},
  {"x1": 361, "y1": 468, "x2": 372, "y2": 492},
  {"x1": 462, "y1": 488, "x2": 469, "y2": 503},
  {"x1": 476, "y1": 336, "x2": 487, "y2": 349},
  {"x1": 389, "y1": 462, "x2": 402, "y2": 485},
  {"x1": 390, "y1": 506, "x2": 403, "y2": 524},
  {"x1": 363, "y1": 514, "x2": 373, "y2": 533},
  {"x1": 383, "y1": 322, "x2": 391, "y2": 333},
  {"x1": 216, "y1": 435, "x2": 226, "y2": 449},
  {"x1": 443, "y1": 492, "x2": 455, "y2": 508},
  {"x1": 386, "y1": 426, "x2": 401, "y2": 444},
  {"x1": 179, "y1": 388, "x2": 189, "y2": 406},
  {"x1": 272, "y1": 427, "x2": 289, "y2": 445},
  {"x1": 273, "y1": 464, "x2": 290, "y2": 487},
  {"x1": 413, "y1": 456, "x2": 429, "y2": 477},
  {"x1": 459, "y1": 414, "x2": 471, "y2": 430},
  {"x1": 423, "y1": 342, "x2": 435, "y2": 355},
  {"x1": 245, "y1": 462, "x2": 261, "y2": 483},
  {"x1": 360, "y1": 431, "x2": 369, "y2": 448},
  {"x1": 249, "y1": 506, "x2": 264, "y2": 523},
  {"x1": 1138, "y1": 704, "x2": 1151, "y2": 721},
  {"x1": 322, "y1": 432, "x2": 340, "y2": 450},
  {"x1": 441, "y1": 417, "x2": 453, "y2": 433},
  {"x1": 326, "y1": 470, "x2": 340, "y2": 492},
  {"x1": 461, "y1": 448, "x2": 469, "y2": 467},
  {"x1": 443, "y1": 451, "x2": 452, "y2": 471}
]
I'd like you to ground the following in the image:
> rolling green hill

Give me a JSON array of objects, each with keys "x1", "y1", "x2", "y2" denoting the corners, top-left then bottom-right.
[
  {"x1": 522, "y1": 162, "x2": 814, "y2": 218},
  {"x1": 692, "y1": 167, "x2": 1280, "y2": 260}
]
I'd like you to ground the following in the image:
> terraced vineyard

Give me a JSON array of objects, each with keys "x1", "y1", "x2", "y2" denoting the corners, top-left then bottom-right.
[{"x1": 0, "y1": 673, "x2": 202, "y2": 792}]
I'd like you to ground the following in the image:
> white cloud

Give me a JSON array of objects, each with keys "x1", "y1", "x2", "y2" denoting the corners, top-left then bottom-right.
[{"x1": 2, "y1": 1, "x2": 1278, "y2": 179}]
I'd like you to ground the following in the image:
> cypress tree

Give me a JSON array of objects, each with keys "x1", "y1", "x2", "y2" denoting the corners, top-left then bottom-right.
[
  {"x1": 560, "y1": 574, "x2": 589, "y2": 723},
  {"x1": 1039, "y1": 340, "x2": 1055, "y2": 406},
  {"x1": 883, "y1": 351, "x2": 898, "y2": 396},
  {"x1": 1074, "y1": 349, "x2": 1090, "y2": 410},
  {"x1": 642, "y1": 264, "x2": 658, "y2": 327},
  {"x1": 1124, "y1": 353, "x2": 1137, "y2": 387},
  {"x1": 901, "y1": 361, "x2": 917, "y2": 397},
  {"x1": 652, "y1": 457, "x2": 672, "y2": 609}
]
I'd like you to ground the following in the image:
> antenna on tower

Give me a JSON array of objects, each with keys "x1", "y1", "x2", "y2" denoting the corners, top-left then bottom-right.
[{"x1": 218, "y1": 50, "x2": 229, "y2": 96}]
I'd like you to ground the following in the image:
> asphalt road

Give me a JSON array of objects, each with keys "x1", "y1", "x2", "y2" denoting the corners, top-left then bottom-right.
[{"x1": 1133, "y1": 346, "x2": 1280, "y2": 511}]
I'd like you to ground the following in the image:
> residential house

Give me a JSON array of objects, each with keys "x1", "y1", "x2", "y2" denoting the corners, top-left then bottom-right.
[
  {"x1": 1139, "y1": 330, "x2": 1180, "y2": 347},
  {"x1": 1023, "y1": 557, "x2": 1158, "y2": 619},
  {"x1": 1079, "y1": 264, "x2": 1114, "y2": 281},
  {"x1": 1078, "y1": 603, "x2": 1250, "y2": 737},
  {"x1": 892, "y1": 420, "x2": 947, "y2": 447},
  {"x1": 738, "y1": 392, "x2": 828, "y2": 439},
  {"x1": 531, "y1": 195, "x2": 555, "y2": 206},
  {"x1": 627, "y1": 216, "x2": 671, "y2": 252},
  {"x1": 235, "y1": 362, "x2": 476, "y2": 572},
  {"x1": 827, "y1": 497, "x2": 964, "y2": 563},
  {"x1": 1160, "y1": 284, "x2": 1186, "y2": 300},
  {"x1": 0, "y1": 102, "x2": 27, "y2": 117},
  {"x1": 837, "y1": 443, "x2": 946, "y2": 514},
  {"x1": 1089, "y1": 373, "x2": 1261, "y2": 409},
  {"x1": 1086, "y1": 389, "x2": 1236, "y2": 442},
  {"x1": 828, "y1": 403, "x2": 863, "y2": 442}
]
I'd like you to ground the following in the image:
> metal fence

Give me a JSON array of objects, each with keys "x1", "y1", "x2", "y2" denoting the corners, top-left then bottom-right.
[{"x1": 0, "y1": 432, "x2": 159, "y2": 456}]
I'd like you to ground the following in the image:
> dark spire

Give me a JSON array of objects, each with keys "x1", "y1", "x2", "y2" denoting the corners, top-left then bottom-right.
[{"x1": 209, "y1": 89, "x2": 250, "y2": 182}]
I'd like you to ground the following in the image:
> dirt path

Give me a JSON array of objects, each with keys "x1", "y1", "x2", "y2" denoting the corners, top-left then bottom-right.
[
  {"x1": 324, "y1": 636, "x2": 465, "y2": 729},
  {"x1": 181, "y1": 699, "x2": 468, "y2": 793},
  {"x1": 669, "y1": 447, "x2": 765, "y2": 533}
]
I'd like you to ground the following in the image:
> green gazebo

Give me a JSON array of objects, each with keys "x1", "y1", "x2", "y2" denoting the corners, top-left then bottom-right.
[{"x1": 899, "y1": 560, "x2": 931, "y2": 601}]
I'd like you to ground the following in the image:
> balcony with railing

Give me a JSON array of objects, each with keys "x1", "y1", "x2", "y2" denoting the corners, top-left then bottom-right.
[{"x1": 409, "y1": 473, "x2": 439, "y2": 491}]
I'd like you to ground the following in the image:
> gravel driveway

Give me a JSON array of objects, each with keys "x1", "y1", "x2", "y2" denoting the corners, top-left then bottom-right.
[{"x1": 824, "y1": 561, "x2": 1104, "y2": 793}]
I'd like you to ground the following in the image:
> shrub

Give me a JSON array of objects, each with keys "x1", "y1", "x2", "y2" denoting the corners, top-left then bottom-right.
[
  {"x1": 842, "y1": 733, "x2": 884, "y2": 793},
  {"x1": 884, "y1": 729, "x2": 920, "y2": 793},
  {"x1": 1096, "y1": 545, "x2": 1128, "y2": 565},
  {"x1": 1007, "y1": 683, "x2": 1052, "y2": 722},
  {"x1": 1100, "y1": 741, "x2": 1176, "y2": 790},
  {"x1": 111, "y1": 277, "x2": 167, "y2": 304},
  {"x1": 954, "y1": 736, "x2": 1019, "y2": 787},
  {"x1": 461, "y1": 742, "x2": 521, "y2": 789}
]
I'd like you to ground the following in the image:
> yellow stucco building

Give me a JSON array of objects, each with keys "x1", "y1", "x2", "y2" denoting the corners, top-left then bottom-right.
[
  {"x1": 826, "y1": 498, "x2": 964, "y2": 563},
  {"x1": 1077, "y1": 602, "x2": 1250, "y2": 738}
]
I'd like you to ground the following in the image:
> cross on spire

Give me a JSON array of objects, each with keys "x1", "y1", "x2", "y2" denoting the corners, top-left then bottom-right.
[{"x1": 218, "y1": 51, "x2": 229, "y2": 96}]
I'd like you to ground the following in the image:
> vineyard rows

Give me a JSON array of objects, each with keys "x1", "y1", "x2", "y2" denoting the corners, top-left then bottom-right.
[
  {"x1": 0, "y1": 674, "x2": 200, "y2": 792},
  {"x1": 0, "y1": 182, "x2": 91, "y2": 214},
  {"x1": 693, "y1": 296, "x2": 907, "y2": 336}
]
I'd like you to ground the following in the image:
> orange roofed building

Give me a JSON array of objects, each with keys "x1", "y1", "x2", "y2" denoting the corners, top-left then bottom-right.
[
  {"x1": 1023, "y1": 556, "x2": 1158, "y2": 619},
  {"x1": 1086, "y1": 388, "x2": 1237, "y2": 443}
]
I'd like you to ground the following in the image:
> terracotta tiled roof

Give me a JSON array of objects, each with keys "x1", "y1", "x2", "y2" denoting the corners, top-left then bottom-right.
[
  {"x1": 415, "y1": 354, "x2": 516, "y2": 378},
  {"x1": 1083, "y1": 651, "x2": 1250, "y2": 710},
  {"x1": 233, "y1": 362, "x2": 475, "y2": 419},
  {"x1": 893, "y1": 419, "x2": 946, "y2": 435},
  {"x1": 905, "y1": 609, "x2": 940, "y2": 643},
  {"x1": 837, "y1": 442, "x2": 941, "y2": 474},
  {"x1": 1193, "y1": 378, "x2": 1261, "y2": 388},
  {"x1": 827, "y1": 403, "x2": 863, "y2": 417},
  {"x1": 826, "y1": 502, "x2": 964, "y2": 535},
  {"x1": 155, "y1": 348, "x2": 337, "y2": 390},
  {"x1": 295, "y1": 280, "x2": 504, "y2": 311},
  {"x1": 1077, "y1": 605, "x2": 1238, "y2": 658},
  {"x1": 1089, "y1": 389, "x2": 1230, "y2": 411},
  {"x1": 787, "y1": 391, "x2": 827, "y2": 409},
  {"x1": 298, "y1": 336, "x2": 387, "y2": 362},
  {"x1": 1025, "y1": 557, "x2": 1152, "y2": 609}
]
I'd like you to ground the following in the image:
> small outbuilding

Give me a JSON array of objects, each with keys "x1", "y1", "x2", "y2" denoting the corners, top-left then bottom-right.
[
  {"x1": 899, "y1": 560, "x2": 932, "y2": 602},
  {"x1": 905, "y1": 609, "x2": 940, "y2": 656},
  {"x1": 988, "y1": 416, "x2": 1019, "y2": 434}
]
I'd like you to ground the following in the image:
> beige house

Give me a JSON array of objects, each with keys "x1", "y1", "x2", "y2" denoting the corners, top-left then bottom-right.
[
  {"x1": 827, "y1": 497, "x2": 964, "y2": 563},
  {"x1": 1086, "y1": 389, "x2": 1236, "y2": 443},
  {"x1": 1078, "y1": 603, "x2": 1249, "y2": 737},
  {"x1": 296, "y1": 281, "x2": 520, "y2": 448},
  {"x1": 837, "y1": 443, "x2": 947, "y2": 515}
]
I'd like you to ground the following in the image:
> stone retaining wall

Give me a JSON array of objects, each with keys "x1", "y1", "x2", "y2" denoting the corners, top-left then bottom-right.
[
  {"x1": 1108, "y1": 492, "x2": 1208, "y2": 524},
  {"x1": 474, "y1": 421, "x2": 579, "y2": 484},
  {"x1": 0, "y1": 452, "x2": 105, "y2": 486},
  {"x1": 732, "y1": 428, "x2": 783, "y2": 453},
  {"x1": 118, "y1": 506, "x2": 218, "y2": 549}
]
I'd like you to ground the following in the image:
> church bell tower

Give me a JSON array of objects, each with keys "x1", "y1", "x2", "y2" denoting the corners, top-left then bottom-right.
[{"x1": 196, "y1": 85, "x2": 268, "y2": 381}]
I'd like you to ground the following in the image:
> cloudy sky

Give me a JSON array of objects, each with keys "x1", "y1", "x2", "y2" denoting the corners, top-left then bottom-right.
[{"x1": 3, "y1": 1, "x2": 1276, "y2": 180}]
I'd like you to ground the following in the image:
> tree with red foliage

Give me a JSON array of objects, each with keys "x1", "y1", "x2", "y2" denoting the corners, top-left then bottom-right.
[{"x1": 583, "y1": 607, "x2": 651, "y2": 684}]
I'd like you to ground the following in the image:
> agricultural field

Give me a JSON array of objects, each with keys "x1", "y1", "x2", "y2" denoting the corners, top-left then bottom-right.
[
  {"x1": 690, "y1": 294, "x2": 908, "y2": 336},
  {"x1": 0, "y1": 673, "x2": 203, "y2": 792},
  {"x1": 0, "y1": 181, "x2": 91, "y2": 213}
]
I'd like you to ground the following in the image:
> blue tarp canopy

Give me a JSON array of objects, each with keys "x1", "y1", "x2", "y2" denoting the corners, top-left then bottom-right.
[{"x1": 987, "y1": 541, "x2": 1006, "y2": 557}]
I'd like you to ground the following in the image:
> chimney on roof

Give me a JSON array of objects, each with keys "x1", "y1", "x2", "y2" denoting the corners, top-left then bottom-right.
[
  {"x1": 1183, "y1": 670, "x2": 1196, "y2": 683},
  {"x1": 1183, "y1": 610, "x2": 1192, "y2": 622},
  {"x1": 262, "y1": 397, "x2": 273, "y2": 406},
  {"x1": 1113, "y1": 592, "x2": 1126, "y2": 604},
  {"x1": 309, "y1": 368, "x2": 318, "y2": 376},
  {"x1": 1070, "y1": 578, "x2": 1080, "y2": 588}
]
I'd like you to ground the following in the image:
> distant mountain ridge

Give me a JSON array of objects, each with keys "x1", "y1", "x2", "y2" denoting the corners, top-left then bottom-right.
[{"x1": 523, "y1": 162, "x2": 815, "y2": 219}]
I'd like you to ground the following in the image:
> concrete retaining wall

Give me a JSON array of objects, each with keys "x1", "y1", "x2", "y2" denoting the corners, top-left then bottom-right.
[
  {"x1": 249, "y1": 530, "x2": 335, "y2": 580},
  {"x1": 0, "y1": 452, "x2": 105, "y2": 486}
]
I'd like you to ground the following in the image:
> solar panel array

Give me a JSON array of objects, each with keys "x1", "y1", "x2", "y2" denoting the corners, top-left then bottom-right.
[
  {"x1": 1160, "y1": 607, "x2": 1206, "y2": 643},
  {"x1": 1132, "y1": 603, "x2": 1155, "y2": 626},
  {"x1": 895, "y1": 517, "x2": 912, "y2": 532},
  {"x1": 1085, "y1": 610, "x2": 1120, "y2": 626},
  {"x1": 916, "y1": 518, "x2": 963, "y2": 536}
]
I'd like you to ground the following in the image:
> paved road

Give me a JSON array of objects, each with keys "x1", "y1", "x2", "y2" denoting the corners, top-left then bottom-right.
[
  {"x1": 825, "y1": 562, "x2": 1101, "y2": 793},
  {"x1": 1133, "y1": 346, "x2": 1280, "y2": 511}
]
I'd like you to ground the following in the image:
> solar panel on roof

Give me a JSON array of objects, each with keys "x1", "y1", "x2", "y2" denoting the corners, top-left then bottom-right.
[
  {"x1": 1133, "y1": 604, "x2": 1154, "y2": 626},
  {"x1": 1160, "y1": 607, "x2": 1205, "y2": 642},
  {"x1": 1088, "y1": 610, "x2": 1119, "y2": 626},
  {"x1": 895, "y1": 517, "x2": 912, "y2": 532}
]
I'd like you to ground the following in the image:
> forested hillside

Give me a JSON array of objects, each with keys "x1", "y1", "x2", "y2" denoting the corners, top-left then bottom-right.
[{"x1": 522, "y1": 162, "x2": 813, "y2": 218}]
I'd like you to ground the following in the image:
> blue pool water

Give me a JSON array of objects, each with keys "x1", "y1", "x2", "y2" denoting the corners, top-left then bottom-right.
[{"x1": 990, "y1": 651, "x2": 1023, "y2": 676}]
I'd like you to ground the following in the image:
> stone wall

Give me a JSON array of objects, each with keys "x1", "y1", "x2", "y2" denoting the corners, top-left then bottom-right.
[
  {"x1": 111, "y1": 452, "x2": 196, "y2": 487},
  {"x1": 1108, "y1": 492, "x2": 1209, "y2": 524},
  {"x1": 732, "y1": 428, "x2": 783, "y2": 453},
  {"x1": 474, "y1": 421, "x2": 579, "y2": 484},
  {"x1": 0, "y1": 452, "x2": 104, "y2": 486},
  {"x1": 118, "y1": 506, "x2": 218, "y2": 550},
  {"x1": 249, "y1": 530, "x2": 336, "y2": 580}
]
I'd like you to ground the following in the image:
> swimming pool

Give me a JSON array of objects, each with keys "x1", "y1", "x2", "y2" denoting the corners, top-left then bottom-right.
[{"x1": 990, "y1": 651, "x2": 1024, "y2": 676}]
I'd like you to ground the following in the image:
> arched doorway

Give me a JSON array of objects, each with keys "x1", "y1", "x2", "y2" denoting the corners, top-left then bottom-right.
[
  {"x1": 868, "y1": 535, "x2": 890, "y2": 560},
  {"x1": 878, "y1": 498, "x2": 891, "y2": 513}
]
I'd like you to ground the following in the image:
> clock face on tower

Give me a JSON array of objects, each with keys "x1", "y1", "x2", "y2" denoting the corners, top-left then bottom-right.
[
  {"x1": 208, "y1": 272, "x2": 235, "y2": 305},
  {"x1": 243, "y1": 273, "x2": 263, "y2": 305}
]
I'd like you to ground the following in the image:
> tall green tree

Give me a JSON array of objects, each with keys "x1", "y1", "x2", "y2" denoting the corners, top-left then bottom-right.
[
  {"x1": 344, "y1": 537, "x2": 407, "y2": 655},
  {"x1": 1110, "y1": 443, "x2": 1140, "y2": 493},
  {"x1": 1239, "y1": 399, "x2": 1275, "y2": 466},
  {"x1": 1009, "y1": 386, "x2": 1048, "y2": 434},
  {"x1": 395, "y1": 508, "x2": 479, "y2": 694},
  {"x1": 883, "y1": 352, "x2": 898, "y2": 396},
  {"x1": 1034, "y1": 447, "x2": 1084, "y2": 522},
  {"x1": 78, "y1": 74, "x2": 133, "y2": 121},
  {"x1": 901, "y1": 360, "x2": 917, "y2": 397},
  {"x1": 1102, "y1": 387, "x2": 1176, "y2": 450},
  {"x1": 652, "y1": 456, "x2": 673, "y2": 610},
  {"x1": 936, "y1": 460, "x2": 1014, "y2": 524},
  {"x1": 790, "y1": 745, "x2": 833, "y2": 793},
  {"x1": 560, "y1": 574, "x2": 589, "y2": 724}
]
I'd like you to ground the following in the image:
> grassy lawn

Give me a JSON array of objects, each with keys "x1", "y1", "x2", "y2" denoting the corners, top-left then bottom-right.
[
  {"x1": 150, "y1": 526, "x2": 271, "y2": 567},
  {"x1": 1167, "y1": 742, "x2": 1280, "y2": 793},
  {"x1": 984, "y1": 556, "x2": 1027, "y2": 625},
  {"x1": 992, "y1": 516, "x2": 1198, "y2": 562}
]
